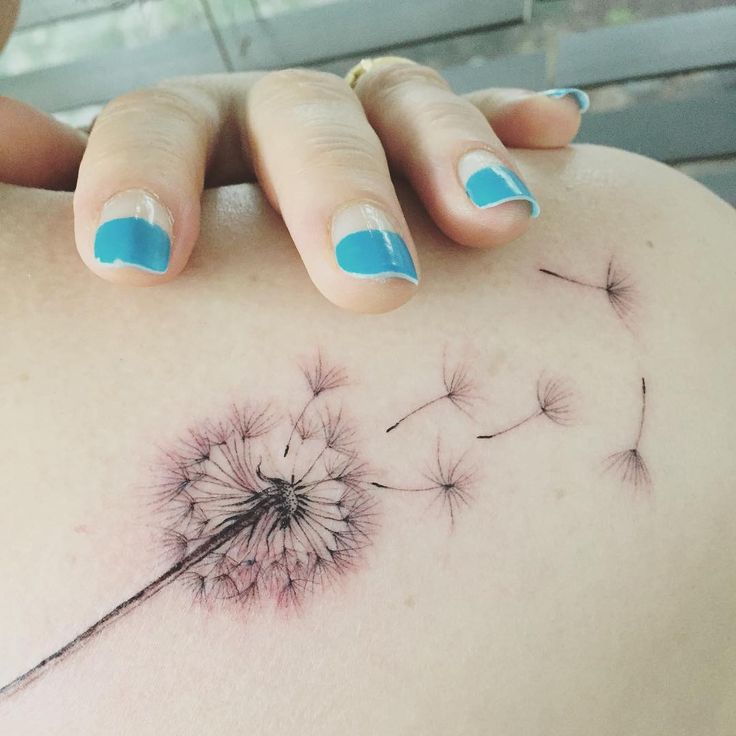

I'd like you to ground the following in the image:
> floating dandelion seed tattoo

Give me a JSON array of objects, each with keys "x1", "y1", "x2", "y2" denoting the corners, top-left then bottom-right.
[
  {"x1": 386, "y1": 360, "x2": 476, "y2": 433},
  {"x1": 477, "y1": 375, "x2": 574, "y2": 439},
  {"x1": 284, "y1": 352, "x2": 347, "y2": 457},
  {"x1": 372, "y1": 441, "x2": 476, "y2": 526},
  {"x1": 604, "y1": 377, "x2": 651, "y2": 491},
  {"x1": 0, "y1": 368, "x2": 373, "y2": 700},
  {"x1": 540, "y1": 257, "x2": 637, "y2": 322}
]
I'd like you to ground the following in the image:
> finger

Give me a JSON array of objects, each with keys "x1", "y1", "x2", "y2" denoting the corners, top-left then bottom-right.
[
  {"x1": 0, "y1": 97, "x2": 87, "y2": 190},
  {"x1": 73, "y1": 83, "x2": 221, "y2": 285},
  {"x1": 464, "y1": 87, "x2": 590, "y2": 149},
  {"x1": 243, "y1": 68, "x2": 419, "y2": 314},
  {"x1": 0, "y1": 0, "x2": 19, "y2": 52},
  {"x1": 352, "y1": 59, "x2": 540, "y2": 250}
]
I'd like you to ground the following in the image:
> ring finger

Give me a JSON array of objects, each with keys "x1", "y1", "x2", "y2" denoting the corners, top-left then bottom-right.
[{"x1": 351, "y1": 57, "x2": 540, "y2": 249}]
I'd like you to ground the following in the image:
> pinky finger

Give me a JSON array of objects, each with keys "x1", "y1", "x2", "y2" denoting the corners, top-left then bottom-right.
[{"x1": 465, "y1": 87, "x2": 589, "y2": 149}]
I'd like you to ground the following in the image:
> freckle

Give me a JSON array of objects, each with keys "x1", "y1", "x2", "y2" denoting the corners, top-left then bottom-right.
[
  {"x1": 553, "y1": 488, "x2": 567, "y2": 500},
  {"x1": 645, "y1": 240, "x2": 654, "y2": 248},
  {"x1": 404, "y1": 595, "x2": 416, "y2": 609},
  {"x1": 17, "y1": 373, "x2": 29, "y2": 382},
  {"x1": 74, "y1": 525, "x2": 89, "y2": 534}
]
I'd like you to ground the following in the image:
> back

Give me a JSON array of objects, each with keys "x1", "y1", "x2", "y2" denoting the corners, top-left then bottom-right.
[{"x1": 0, "y1": 143, "x2": 735, "y2": 735}]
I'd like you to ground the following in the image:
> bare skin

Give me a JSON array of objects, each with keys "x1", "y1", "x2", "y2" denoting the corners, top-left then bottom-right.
[{"x1": 0, "y1": 145, "x2": 735, "y2": 734}]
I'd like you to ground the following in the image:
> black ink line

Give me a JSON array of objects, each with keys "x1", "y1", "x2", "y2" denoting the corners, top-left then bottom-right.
[
  {"x1": 371, "y1": 482, "x2": 436, "y2": 492},
  {"x1": 538, "y1": 268, "x2": 599, "y2": 290},
  {"x1": 0, "y1": 510, "x2": 260, "y2": 701},
  {"x1": 386, "y1": 395, "x2": 445, "y2": 433},
  {"x1": 284, "y1": 400, "x2": 313, "y2": 457},
  {"x1": 477, "y1": 409, "x2": 540, "y2": 439},
  {"x1": 635, "y1": 377, "x2": 647, "y2": 447}
]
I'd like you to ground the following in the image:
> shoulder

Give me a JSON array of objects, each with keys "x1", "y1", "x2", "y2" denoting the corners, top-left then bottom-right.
[
  {"x1": 520, "y1": 142, "x2": 734, "y2": 224},
  {"x1": 506, "y1": 144, "x2": 735, "y2": 326}
]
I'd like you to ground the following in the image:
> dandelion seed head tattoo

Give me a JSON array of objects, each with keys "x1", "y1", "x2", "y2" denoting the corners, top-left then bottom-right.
[
  {"x1": 385, "y1": 358, "x2": 477, "y2": 433},
  {"x1": 372, "y1": 440, "x2": 476, "y2": 528},
  {"x1": 540, "y1": 257, "x2": 637, "y2": 324},
  {"x1": 604, "y1": 377, "x2": 651, "y2": 492},
  {"x1": 283, "y1": 352, "x2": 348, "y2": 457},
  {"x1": 157, "y1": 405, "x2": 375, "y2": 610},
  {"x1": 477, "y1": 375, "x2": 576, "y2": 440}
]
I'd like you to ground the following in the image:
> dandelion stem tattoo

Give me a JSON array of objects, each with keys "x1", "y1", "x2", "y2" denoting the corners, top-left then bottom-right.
[
  {"x1": 540, "y1": 258, "x2": 636, "y2": 322},
  {"x1": 386, "y1": 360, "x2": 476, "y2": 433},
  {"x1": 604, "y1": 377, "x2": 651, "y2": 491},
  {"x1": 477, "y1": 376, "x2": 574, "y2": 439},
  {"x1": 0, "y1": 510, "x2": 261, "y2": 699},
  {"x1": 0, "y1": 359, "x2": 372, "y2": 701}
]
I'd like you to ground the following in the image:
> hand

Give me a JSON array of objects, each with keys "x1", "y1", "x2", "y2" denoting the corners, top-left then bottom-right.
[{"x1": 1, "y1": 61, "x2": 588, "y2": 312}]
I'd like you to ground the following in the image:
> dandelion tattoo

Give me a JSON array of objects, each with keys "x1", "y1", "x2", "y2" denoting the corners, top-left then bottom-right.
[
  {"x1": 604, "y1": 377, "x2": 651, "y2": 491},
  {"x1": 385, "y1": 360, "x2": 476, "y2": 433},
  {"x1": 477, "y1": 375, "x2": 575, "y2": 440},
  {"x1": 540, "y1": 258, "x2": 637, "y2": 322},
  {"x1": 372, "y1": 441, "x2": 476, "y2": 526},
  {"x1": 0, "y1": 358, "x2": 371, "y2": 700},
  {"x1": 0, "y1": 346, "x2": 653, "y2": 699}
]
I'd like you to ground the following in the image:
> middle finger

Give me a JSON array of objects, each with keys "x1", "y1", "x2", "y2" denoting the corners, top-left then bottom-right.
[{"x1": 244, "y1": 68, "x2": 420, "y2": 314}]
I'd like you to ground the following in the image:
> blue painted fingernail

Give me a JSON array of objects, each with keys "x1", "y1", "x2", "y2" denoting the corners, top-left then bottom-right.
[
  {"x1": 459, "y1": 150, "x2": 540, "y2": 217},
  {"x1": 540, "y1": 88, "x2": 590, "y2": 113},
  {"x1": 94, "y1": 189, "x2": 172, "y2": 273},
  {"x1": 332, "y1": 203, "x2": 418, "y2": 284}
]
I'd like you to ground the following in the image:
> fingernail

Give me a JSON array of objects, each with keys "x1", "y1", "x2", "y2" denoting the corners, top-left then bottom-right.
[
  {"x1": 540, "y1": 88, "x2": 590, "y2": 113},
  {"x1": 94, "y1": 189, "x2": 173, "y2": 273},
  {"x1": 458, "y1": 150, "x2": 540, "y2": 217},
  {"x1": 332, "y1": 203, "x2": 418, "y2": 284}
]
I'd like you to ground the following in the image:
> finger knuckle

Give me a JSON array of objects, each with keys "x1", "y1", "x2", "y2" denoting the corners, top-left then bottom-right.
[
  {"x1": 413, "y1": 96, "x2": 482, "y2": 131},
  {"x1": 302, "y1": 130, "x2": 384, "y2": 180},
  {"x1": 250, "y1": 67, "x2": 352, "y2": 110},
  {"x1": 84, "y1": 90, "x2": 212, "y2": 179},
  {"x1": 96, "y1": 86, "x2": 215, "y2": 136},
  {"x1": 363, "y1": 62, "x2": 450, "y2": 101}
]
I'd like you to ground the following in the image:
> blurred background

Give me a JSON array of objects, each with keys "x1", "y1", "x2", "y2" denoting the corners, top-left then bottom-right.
[{"x1": 1, "y1": 0, "x2": 734, "y2": 204}]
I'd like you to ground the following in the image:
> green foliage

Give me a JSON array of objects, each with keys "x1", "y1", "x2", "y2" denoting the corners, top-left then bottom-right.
[{"x1": 605, "y1": 6, "x2": 637, "y2": 25}]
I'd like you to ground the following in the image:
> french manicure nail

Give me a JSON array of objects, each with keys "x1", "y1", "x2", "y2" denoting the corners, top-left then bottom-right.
[
  {"x1": 540, "y1": 88, "x2": 590, "y2": 113},
  {"x1": 332, "y1": 203, "x2": 418, "y2": 284},
  {"x1": 94, "y1": 189, "x2": 173, "y2": 273},
  {"x1": 458, "y1": 150, "x2": 540, "y2": 217}
]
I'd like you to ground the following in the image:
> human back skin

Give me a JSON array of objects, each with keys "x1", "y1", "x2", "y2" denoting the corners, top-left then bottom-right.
[{"x1": 0, "y1": 144, "x2": 734, "y2": 735}]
